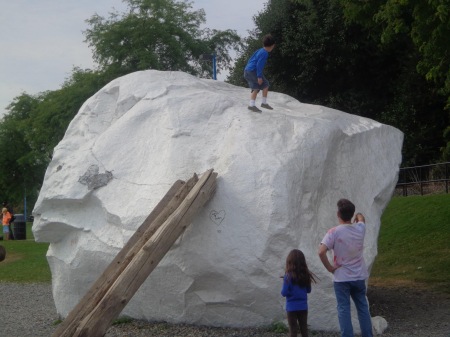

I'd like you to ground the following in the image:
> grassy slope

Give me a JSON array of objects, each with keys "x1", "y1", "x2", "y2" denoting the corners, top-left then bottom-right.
[
  {"x1": 0, "y1": 223, "x2": 51, "y2": 282},
  {"x1": 370, "y1": 193, "x2": 450, "y2": 292}
]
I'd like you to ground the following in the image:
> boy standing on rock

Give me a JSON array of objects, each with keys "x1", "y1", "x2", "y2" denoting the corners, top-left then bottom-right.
[{"x1": 244, "y1": 34, "x2": 275, "y2": 113}]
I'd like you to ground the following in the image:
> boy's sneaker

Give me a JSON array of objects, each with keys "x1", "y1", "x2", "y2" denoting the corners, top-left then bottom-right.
[
  {"x1": 248, "y1": 105, "x2": 262, "y2": 113},
  {"x1": 261, "y1": 103, "x2": 273, "y2": 110}
]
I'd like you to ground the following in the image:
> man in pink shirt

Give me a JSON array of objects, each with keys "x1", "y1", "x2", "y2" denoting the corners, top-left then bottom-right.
[{"x1": 318, "y1": 199, "x2": 373, "y2": 337}]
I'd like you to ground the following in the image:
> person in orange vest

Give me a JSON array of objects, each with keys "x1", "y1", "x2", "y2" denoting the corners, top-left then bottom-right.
[
  {"x1": 2, "y1": 201, "x2": 15, "y2": 240},
  {"x1": 2, "y1": 207, "x2": 12, "y2": 241}
]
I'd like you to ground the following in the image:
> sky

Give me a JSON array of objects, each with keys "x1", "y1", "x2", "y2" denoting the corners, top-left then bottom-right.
[{"x1": 0, "y1": 0, "x2": 267, "y2": 117}]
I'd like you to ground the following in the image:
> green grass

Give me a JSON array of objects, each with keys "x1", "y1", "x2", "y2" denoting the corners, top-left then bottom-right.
[
  {"x1": 371, "y1": 193, "x2": 450, "y2": 292},
  {"x1": 268, "y1": 321, "x2": 288, "y2": 333},
  {"x1": 0, "y1": 222, "x2": 51, "y2": 283}
]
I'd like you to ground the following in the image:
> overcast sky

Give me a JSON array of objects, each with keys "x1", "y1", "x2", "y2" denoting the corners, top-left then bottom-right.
[{"x1": 0, "y1": 0, "x2": 267, "y2": 117}]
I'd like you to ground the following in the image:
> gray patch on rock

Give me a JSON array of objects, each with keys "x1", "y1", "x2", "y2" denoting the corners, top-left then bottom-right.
[{"x1": 78, "y1": 165, "x2": 113, "y2": 190}]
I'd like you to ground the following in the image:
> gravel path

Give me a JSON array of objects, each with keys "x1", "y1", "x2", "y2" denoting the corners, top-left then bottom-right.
[
  {"x1": 0, "y1": 283, "x2": 449, "y2": 337},
  {"x1": 0, "y1": 283, "x2": 57, "y2": 337}
]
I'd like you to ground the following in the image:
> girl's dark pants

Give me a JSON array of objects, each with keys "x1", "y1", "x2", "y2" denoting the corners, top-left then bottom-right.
[{"x1": 287, "y1": 310, "x2": 308, "y2": 337}]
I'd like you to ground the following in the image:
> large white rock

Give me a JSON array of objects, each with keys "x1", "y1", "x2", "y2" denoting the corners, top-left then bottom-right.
[{"x1": 32, "y1": 70, "x2": 403, "y2": 332}]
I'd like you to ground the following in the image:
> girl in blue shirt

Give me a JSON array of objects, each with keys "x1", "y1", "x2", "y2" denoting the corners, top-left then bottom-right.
[{"x1": 281, "y1": 249, "x2": 318, "y2": 337}]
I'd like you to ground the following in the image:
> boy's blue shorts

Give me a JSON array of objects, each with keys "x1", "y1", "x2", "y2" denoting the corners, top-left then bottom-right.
[
  {"x1": 244, "y1": 70, "x2": 269, "y2": 91},
  {"x1": 3, "y1": 225, "x2": 9, "y2": 234}
]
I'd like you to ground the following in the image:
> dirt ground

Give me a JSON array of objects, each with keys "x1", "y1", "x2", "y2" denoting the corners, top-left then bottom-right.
[
  {"x1": 104, "y1": 285, "x2": 450, "y2": 337},
  {"x1": 6, "y1": 282, "x2": 447, "y2": 337},
  {"x1": 367, "y1": 285, "x2": 450, "y2": 336}
]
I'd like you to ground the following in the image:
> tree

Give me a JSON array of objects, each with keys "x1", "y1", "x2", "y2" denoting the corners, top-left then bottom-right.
[
  {"x1": 229, "y1": 0, "x2": 398, "y2": 118},
  {"x1": 340, "y1": 0, "x2": 450, "y2": 106},
  {"x1": 0, "y1": 68, "x2": 112, "y2": 213},
  {"x1": 339, "y1": 0, "x2": 450, "y2": 162},
  {"x1": 228, "y1": 0, "x2": 448, "y2": 165},
  {"x1": 25, "y1": 68, "x2": 113, "y2": 162},
  {"x1": 84, "y1": 0, "x2": 242, "y2": 79},
  {"x1": 0, "y1": 1, "x2": 243, "y2": 213},
  {"x1": 442, "y1": 126, "x2": 450, "y2": 161},
  {"x1": 0, "y1": 94, "x2": 44, "y2": 212}
]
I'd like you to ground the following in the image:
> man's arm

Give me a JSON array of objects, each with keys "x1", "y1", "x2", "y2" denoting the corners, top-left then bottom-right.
[{"x1": 318, "y1": 243, "x2": 339, "y2": 274}]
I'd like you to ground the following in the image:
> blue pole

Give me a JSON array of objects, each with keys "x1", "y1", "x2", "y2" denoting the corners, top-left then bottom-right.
[
  {"x1": 213, "y1": 53, "x2": 217, "y2": 80},
  {"x1": 24, "y1": 185, "x2": 27, "y2": 220}
]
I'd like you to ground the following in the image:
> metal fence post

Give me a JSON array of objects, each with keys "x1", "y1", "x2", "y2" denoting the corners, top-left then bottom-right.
[
  {"x1": 420, "y1": 166, "x2": 423, "y2": 195},
  {"x1": 446, "y1": 163, "x2": 449, "y2": 194},
  {"x1": 396, "y1": 162, "x2": 450, "y2": 196}
]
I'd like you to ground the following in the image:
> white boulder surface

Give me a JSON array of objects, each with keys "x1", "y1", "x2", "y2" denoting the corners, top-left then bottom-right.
[{"x1": 32, "y1": 70, "x2": 403, "y2": 332}]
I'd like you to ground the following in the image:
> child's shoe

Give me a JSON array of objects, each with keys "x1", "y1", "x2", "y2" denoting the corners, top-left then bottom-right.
[
  {"x1": 248, "y1": 106, "x2": 262, "y2": 113},
  {"x1": 261, "y1": 103, "x2": 273, "y2": 110}
]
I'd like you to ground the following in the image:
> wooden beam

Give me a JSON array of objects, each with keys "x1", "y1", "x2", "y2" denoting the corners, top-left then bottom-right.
[
  {"x1": 73, "y1": 169, "x2": 217, "y2": 337},
  {"x1": 53, "y1": 174, "x2": 199, "y2": 337}
]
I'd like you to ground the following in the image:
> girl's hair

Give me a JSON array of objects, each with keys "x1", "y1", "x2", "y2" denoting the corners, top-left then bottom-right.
[{"x1": 285, "y1": 249, "x2": 318, "y2": 287}]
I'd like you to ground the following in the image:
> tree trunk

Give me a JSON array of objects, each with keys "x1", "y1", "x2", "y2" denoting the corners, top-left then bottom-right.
[
  {"x1": 57, "y1": 169, "x2": 216, "y2": 337},
  {"x1": 53, "y1": 174, "x2": 199, "y2": 337}
]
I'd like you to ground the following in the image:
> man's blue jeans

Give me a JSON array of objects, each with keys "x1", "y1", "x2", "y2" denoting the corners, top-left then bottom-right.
[{"x1": 334, "y1": 280, "x2": 373, "y2": 337}]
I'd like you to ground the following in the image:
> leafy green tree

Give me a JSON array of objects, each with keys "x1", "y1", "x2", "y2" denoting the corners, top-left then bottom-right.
[
  {"x1": 25, "y1": 68, "x2": 112, "y2": 162},
  {"x1": 0, "y1": 68, "x2": 112, "y2": 213},
  {"x1": 0, "y1": 94, "x2": 44, "y2": 212},
  {"x1": 228, "y1": 0, "x2": 448, "y2": 165},
  {"x1": 0, "y1": 1, "x2": 243, "y2": 213},
  {"x1": 229, "y1": 0, "x2": 397, "y2": 118},
  {"x1": 442, "y1": 126, "x2": 450, "y2": 161},
  {"x1": 339, "y1": 0, "x2": 450, "y2": 161},
  {"x1": 84, "y1": 0, "x2": 242, "y2": 78},
  {"x1": 340, "y1": 0, "x2": 450, "y2": 105}
]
